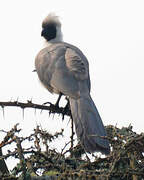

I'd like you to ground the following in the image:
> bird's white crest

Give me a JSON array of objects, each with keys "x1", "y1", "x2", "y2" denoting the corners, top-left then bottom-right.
[{"x1": 42, "y1": 13, "x2": 61, "y2": 28}]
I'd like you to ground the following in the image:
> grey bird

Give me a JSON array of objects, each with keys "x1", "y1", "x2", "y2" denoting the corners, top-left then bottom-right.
[{"x1": 35, "y1": 13, "x2": 110, "y2": 155}]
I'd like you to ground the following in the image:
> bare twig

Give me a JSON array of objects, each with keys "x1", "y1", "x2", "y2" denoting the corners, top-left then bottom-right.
[
  {"x1": 70, "y1": 117, "x2": 75, "y2": 157},
  {"x1": 0, "y1": 100, "x2": 71, "y2": 117},
  {"x1": 14, "y1": 136, "x2": 27, "y2": 179}
]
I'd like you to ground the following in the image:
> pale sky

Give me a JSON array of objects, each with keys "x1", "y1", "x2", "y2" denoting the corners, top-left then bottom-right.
[{"x1": 0, "y1": 0, "x2": 144, "y2": 169}]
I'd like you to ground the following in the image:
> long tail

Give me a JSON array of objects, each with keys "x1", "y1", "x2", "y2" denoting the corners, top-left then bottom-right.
[{"x1": 69, "y1": 94, "x2": 110, "y2": 155}]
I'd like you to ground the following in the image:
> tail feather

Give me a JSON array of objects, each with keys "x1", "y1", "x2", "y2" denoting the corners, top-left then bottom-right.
[{"x1": 69, "y1": 95, "x2": 110, "y2": 155}]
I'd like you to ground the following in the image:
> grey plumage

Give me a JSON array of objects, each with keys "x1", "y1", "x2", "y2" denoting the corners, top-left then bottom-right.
[{"x1": 35, "y1": 13, "x2": 110, "y2": 155}]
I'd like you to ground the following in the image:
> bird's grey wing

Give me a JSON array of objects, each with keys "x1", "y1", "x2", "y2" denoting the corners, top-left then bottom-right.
[
  {"x1": 65, "y1": 48, "x2": 89, "y2": 80},
  {"x1": 50, "y1": 47, "x2": 89, "y2": 98}
]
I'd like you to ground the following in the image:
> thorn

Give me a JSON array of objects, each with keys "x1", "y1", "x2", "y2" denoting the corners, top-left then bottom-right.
[
  {"x1": 40, "y1": 109, "x2": 43, "y2": 114},
  {"x1": 16, "y1": 97, "x2": 19, "y2": 102},
  {"x1": 2, "y1": 106, "x2": 5, "y2": 119},
  {"x1": 22, "y1": 108, "x2": 25, "y2": 119},
  {"x1": 62, "y1": 113, "x2": 65, "y2": 120},
  {"x1": 34, "y1": 108, "x2": 36, "y2": 116}
]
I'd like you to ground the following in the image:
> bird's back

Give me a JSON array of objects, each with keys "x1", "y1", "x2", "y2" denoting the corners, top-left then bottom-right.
[{"x1": 35, "y1": 42, "x2": 91, "y2": 95}]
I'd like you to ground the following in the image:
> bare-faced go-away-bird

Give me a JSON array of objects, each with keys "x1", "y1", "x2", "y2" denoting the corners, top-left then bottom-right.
[{"x1": 35, "y1": 13, "x2": 110, "y2": 155}]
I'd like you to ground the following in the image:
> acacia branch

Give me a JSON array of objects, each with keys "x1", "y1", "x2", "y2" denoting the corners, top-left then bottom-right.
[{"x1": 0, "y1": 100, "x2": 71, "y2": 117}]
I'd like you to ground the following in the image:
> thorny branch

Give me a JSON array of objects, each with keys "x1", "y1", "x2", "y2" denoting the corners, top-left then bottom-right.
[
  {"x1": 0, "y1": 100, "x2": 71, "y2": 118},
  {"x1": 0, "y1": 101, "x2": 144, "y2": 179},
  {"x1": 0, "y1": 124, "x2": 143, "y2": 180}
]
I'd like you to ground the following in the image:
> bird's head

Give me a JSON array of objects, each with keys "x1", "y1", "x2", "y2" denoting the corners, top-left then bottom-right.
[{"x1": 41, "y1": 13, "x2": 63, "y2": 43}]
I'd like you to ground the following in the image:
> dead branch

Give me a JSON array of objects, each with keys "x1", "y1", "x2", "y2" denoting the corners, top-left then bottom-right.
[{"x1": 0, "y1": 100, "x2": 71, "y2": 117}]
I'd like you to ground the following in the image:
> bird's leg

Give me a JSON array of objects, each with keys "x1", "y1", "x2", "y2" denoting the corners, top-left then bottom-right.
[
  {"x1": 62, "y1": 97, "x2": 71, "y2": 119},
  {"x1": 55, "y1": 93, "x2": 63, "y2": 107}
]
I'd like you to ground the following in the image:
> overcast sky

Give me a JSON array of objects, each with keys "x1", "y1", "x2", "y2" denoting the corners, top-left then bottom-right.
[{"x1": 0, "y1": 0, "x2": 144, "y2": 169}]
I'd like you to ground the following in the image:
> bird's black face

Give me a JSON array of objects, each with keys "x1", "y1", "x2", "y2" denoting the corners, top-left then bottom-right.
[{"x1": 41, "y1": 23, "x2": 56, "y2": 41}]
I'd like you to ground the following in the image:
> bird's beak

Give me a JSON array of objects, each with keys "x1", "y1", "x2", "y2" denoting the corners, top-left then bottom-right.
[
  {"x1": 32, "y1": 69, "x2": 36, "y2": 72},
  {"x1": 41, "y1": 29, "x2": 44, "y2": 37}
]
